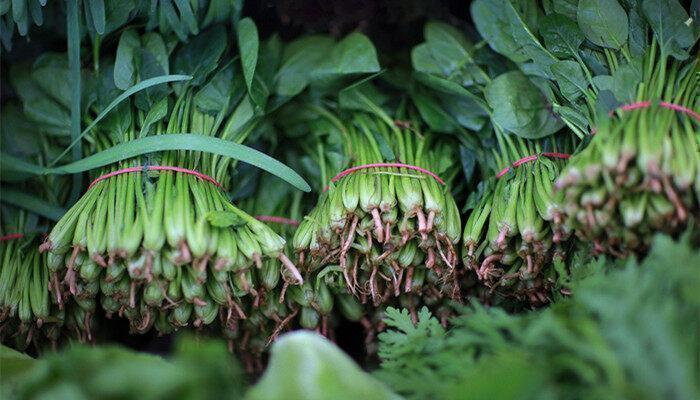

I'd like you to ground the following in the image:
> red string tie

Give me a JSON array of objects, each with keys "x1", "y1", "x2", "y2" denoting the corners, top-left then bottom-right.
[
  {"x1": 590, "y1": 100, "x2": 699, "y2": 135},
  {"x1": 325, "y1": 163, "x2": 445, "y2": 192},
  {"x1": 255, "y1": 215, "x2": 300, "y2": 227},
  {"x1": 496, "y1": 152, "x2": 571, "y2": 178},
  {"x1": 0, "y1": 233, "x2": 25, "y2": 242},
  {"x1": 88, "y1": 166, "x2": 222, "y2": 190}
]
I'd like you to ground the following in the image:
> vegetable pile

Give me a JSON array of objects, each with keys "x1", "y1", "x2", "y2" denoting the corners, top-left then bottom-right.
[{"x1": 1, "y1": 0, "x2": 699, "y2": 397}]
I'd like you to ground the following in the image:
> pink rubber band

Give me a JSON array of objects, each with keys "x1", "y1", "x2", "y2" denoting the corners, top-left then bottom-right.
[
  {"x1": 326, "y1": 163, "x2": 445, "y2": 192},
  {"x1": 496, "y1": 152, "x2": 571, "y2": 178},
  {"x1": 88, "y1": 166, "x2": 222, "y2": 190},
  {"x1": 590, "y1": 101, "x2": 699, "y2": 135},
  {"x1": 255, "y1": 215, "x2": 300, "y2": 227},
  {"x1": 0, "y1": 233, "x2": 24, "y2": 242}
]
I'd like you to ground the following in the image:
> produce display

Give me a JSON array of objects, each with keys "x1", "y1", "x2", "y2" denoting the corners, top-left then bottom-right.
[{"x1": 1, "y1": 0, "x2": 698, "y2": 399}]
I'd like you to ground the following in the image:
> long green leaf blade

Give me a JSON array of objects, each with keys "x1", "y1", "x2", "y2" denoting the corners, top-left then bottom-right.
[
  {"x1": 5, "y1": 135, "x2": 311, "y2": 192},
  {"x1": 0, "y1": 188, "x2": 67, "y2": 221},
  {"x1": 49, "y1": 74, "x2": 193, "y2": 166}
]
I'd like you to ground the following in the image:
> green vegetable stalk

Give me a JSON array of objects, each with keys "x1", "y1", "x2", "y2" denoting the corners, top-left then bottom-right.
[
  {"x1": 462, "y1": 131, "x2": 575, "y2": 304},
  {"x1": 289, "y1": 104, "x2": 462, "y2": 311},
  {"x1": 39, "y1": 28, "x2": 302, "y2": 339}
]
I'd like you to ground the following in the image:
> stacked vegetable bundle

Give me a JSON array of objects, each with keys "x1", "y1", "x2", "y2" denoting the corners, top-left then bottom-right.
[
  {"x1": 409, "y1": 22, "x2": 581, "y2": 304},
  {"x1": 468, "y1": 0, "x2": 699, "y2": 255},
  {"x1": 461, "y1": 134, "x2": 575, "y2": 304},
  {"x1": 284, "y1": 95, "x2": 462, "y2": 322},
  {"x1": 38, "y1": 26, "x2": 303, "y2": 342}
]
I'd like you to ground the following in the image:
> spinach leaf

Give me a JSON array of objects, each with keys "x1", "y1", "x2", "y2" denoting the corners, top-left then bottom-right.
[
  {"x1": 275, "y1": 35, "x2": 334, "y2": 96},
  {"x1": 540, "y1": 14, "x2": 585, "y2": 59},
  {"x1": 114, "y1": 29, "x2": 140, "y2": 90},
  {"x1": 612, "y1": 63, "x2": 642, "y2": 102},
  {"x1": 577, "y1": 0, "x2": 629, "y2": 49},
  {"x1": 173, "y1": 25, "x2": 227, "y2": 86},
  {"x1": 472, "y1": 0, "x2": 556, "y2": 75},
  {"x1": 485, "y1": 71, "x2": 563, "y2": 139},
  {"x1": 642, "y1": 0, "x2": 695, "y2": 59},
  {"x1": 551, "y1": 60, "x2": 589, "y2": 101},
  {"x1": 237, "y1": 17, "x2": 259, "y2": 94},
  {"x1": 316, "y1": 32, "x2": 380, "y2": 76}
]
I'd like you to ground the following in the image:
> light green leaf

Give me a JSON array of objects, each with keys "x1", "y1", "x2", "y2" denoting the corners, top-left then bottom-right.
[
  {"x1": 248, "y1": 332, "x2": 400, "y2": 400},
  {"x1": 237, "y1": 17, "x2": 259, "y2": 94},
  {"x1": 577, "y1": 0, "x2": 628, "y2": 49},
  {"x1": 0, "y1": 187, "x2": 67, "y2": 221},
  {"x1": 7, "y1": 134, "x2": 310, "y2": 192},
  {"x1": 114, "y1": 29, "x2": 141, "y2": 90},
  {"x1": 206, "y1": 211, "x2": 246, "y2": 228},
  {"x1": 551, "y1": 60, "x2": 589, "y2": 101},
  {"x1": 642, "y1": 0, "x2": 695, "y2": 59},
  {"x1": 485, "y1": 71, "x2": 564, "y2": 139}
]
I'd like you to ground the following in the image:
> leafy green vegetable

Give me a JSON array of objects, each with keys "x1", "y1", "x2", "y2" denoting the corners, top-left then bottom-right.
[
  {"x1": 248, "y1": 332, "x2": 399, "y2": 400},
  {"x1": 577, "y1": 0, "x2": 629, "y2": 49}
]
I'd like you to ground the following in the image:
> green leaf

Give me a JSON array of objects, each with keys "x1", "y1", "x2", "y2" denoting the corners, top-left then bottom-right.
[
  {"x1": 642, "y1": 0, "x2": 695, "y2": 59},
  {"x1": 248, "y1": 332, "x2": 400, "y2": 400},
  {"x1": 139, "y1": 97, "x2": 168, "y2": 138},
  {"x1": 51, "y1": 74, "x2": 192, "y2": 166},
  {"x1": 114, "y1": 29, "x2": 140, "y2": 90},
  {"x1": 612, "y1": 63, "x2": 642, "y2": 102},
  {"x1": 173, "y1": 25, "x2": 227, "y2": 86},
  {"x1": 194, "y1": 63, "x2": 235, "y2": 113},
  {"x1": 551, "y1": 60, "x2": 589, "y2": 102},
  {"x1": 316, "y1": 32, "x2": 380, "y2": 76},
  {"x1": 577, "y1": 0, "x2": 629, "y2": 49},
  {"x1": 275, "y1": 36, "x2": 334, "y2": 96},
  {"x1": 206, "y1": 210, "x2": 246, "y2": 228},
  {"x1": 473, "y1": 0, "x2": 556, "y2": 76},
  {"x1": 0, "y1": 187, "x2": 67, "y2": 221},
  {"x1": 87, "y1": 0, "x2": 105, "y2": 34},
  {"x1": 485, "y1": 71, "x2": 564, "y2": 139},
  {"x1": 8, "y1": 134, "x2": 310, "y2": 192},
  {"x1": 411, "y1": 43, "x2": 442, "y2": 75},
  {"x1": 424, "y1": 21, "x2": 473, "y2": 77},
  {"x1": 141, "y1": 32, "x2": 169, "y2": 75},
  {"x1": 540, "y1": 13, "x2": 585, "y2": 59},
  {"x1": 237, "y1": 17, "x2": 259, "y2": 94}
]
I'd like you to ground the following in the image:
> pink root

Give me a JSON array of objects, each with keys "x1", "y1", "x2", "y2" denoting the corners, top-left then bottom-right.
[
  {"x1": 279, "y1": 253, "x2": 303, "y2": 284},
  {"x1": 371, "y1": 209, "x2": 385, "y2": 243}
]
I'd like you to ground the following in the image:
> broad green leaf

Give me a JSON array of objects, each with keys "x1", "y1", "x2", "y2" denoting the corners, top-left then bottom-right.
[
  {"x1": 472, "y1": 0, "x2": 556, "y2": 74},
  {"x1": 87, "y1": 0, "x2": 105, "y2": 34},
  {"x1": 5, "y1": 134, "x2": 310, "y2": 192},
  {"x1": 31, "y1": 53, "x2": 72, "y2": 109},
  {"x1": 194, "y1": 63, "x2": 235, "y2": 113},
  {"x1": 612, "y1": 63, "x2": 642, "y2": 102},
  {"x1": 103, "y1": 0, "x2": 134, "y2": 36},
  {"x1": 248, "y1": 332, "x2": 400, "y2": 400},
  {"x1": 0, "y1": 187, "x2": 67, "y2": 221},
  {"x1": 551, "y1": 60, "x2": 589, "y2": 101},
  {"x1": 592, "y1": 74, "x2": 614, "y2": 91},
  {"x1": 114, "y1": 29, "x2": 140, "y2": 90},
  {"x1": 411, "y1": 90, "x2": 459, "y2": 133},
  {"x1": 237, "y1": 17, "x2": 259, "y2": 94},
  {"x1": 317, "y1": 32, "x2": 380, "y2": 76},
  {"x1": 411, "y1": 43, "x2": 442, "y2": 75},
  {"x1": 413, "y1": 71, "x2": 489, "y2": 111},
  {"x1": 174, "y1": 0, "x2": 198, "y2": 34},
  {"x1": 424, "y1": 21, "x2": 473, "y2": 76},
  {"x1": 642, "y1": 0, "x2": 695, "y2": 59},
  {"x1": 577, "y1": 0, "x2": 629, "y2": 49},
  {"x1": 628, "y1": 8, "x2": 649, "y2": 59},
  {"x1": 141, "y1": 32, "x2": 169, "y2": 74},
  {"x1": 540, "y1": 14, "x2": 585, "y2": 59},
  {"x1": 0, "y1": 103, "x2": 41, "y2": 156},
  {"x1": 485, "y1": 71, "x2": 564, "y2": 139},
  {"x1": 173, "y1": 25, "x2": 227, "y2": 86},
  {"x1": 275, "y1": 35, "x2": 334, "y2": 96}
]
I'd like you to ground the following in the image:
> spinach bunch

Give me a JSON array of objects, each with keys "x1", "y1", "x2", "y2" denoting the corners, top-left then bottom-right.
[{"x1": 470, "y1": 0, "x2": 699, "y2": 255}]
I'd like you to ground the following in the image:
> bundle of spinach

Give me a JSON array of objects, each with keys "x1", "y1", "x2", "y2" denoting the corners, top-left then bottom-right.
[
  {"x1": 36, "y1": 24, "x2": 309, "y2": 342},
  {"x1": 470, "y1": 0, "x2": 699, "y2": 255},
  {"x1": 375, "y1": 234, "x2": 700, "y2": 400},
  {"x1": 410, "y1": 21, "x2": 580, "y2": 304}
]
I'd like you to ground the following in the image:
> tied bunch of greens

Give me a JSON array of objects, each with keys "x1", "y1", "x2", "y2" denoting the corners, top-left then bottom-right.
[
  {"x1": 462, "y1": 132, "x2": 576, "y2": 304},
  {"x1": 290, "y1": 102, "x2": 462, "y2": 311},
  {"x1": 409, "y1": 21, "x2": 582, "y2": 304},
  {"x1": 469, "y1": 0, "x2": 699, "y2": 255},
  {"x1": 375, "y1": 234, "x2": 700, "y2": 400},
  {"x1": 39, "y1": 25, "x2": 304, "y2": 339}
]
